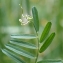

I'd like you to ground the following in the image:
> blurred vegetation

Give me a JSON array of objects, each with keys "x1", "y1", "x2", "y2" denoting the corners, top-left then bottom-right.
[{"x1": 0, "y1": 0, "x2": 63, "y2": 63}]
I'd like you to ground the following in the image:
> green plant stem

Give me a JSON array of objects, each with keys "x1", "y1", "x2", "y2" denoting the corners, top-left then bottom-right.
[{"x1": 35, "y1": 32, "x2": 39, "y2": 63}]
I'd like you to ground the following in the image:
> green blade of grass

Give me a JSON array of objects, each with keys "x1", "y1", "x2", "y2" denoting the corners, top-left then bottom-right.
[
  {"x1": 32, "y1": 7, "x2": 39, "y2": 32},
  {"x1": 39, "y1": 33, "x2": 55, "y2": 53},
  {"x1": 2, "y1": 49, "x2": 26, "y2": 63},
  {"x1": 40, "y1": 22, "x2": 52, "y2": 43}
]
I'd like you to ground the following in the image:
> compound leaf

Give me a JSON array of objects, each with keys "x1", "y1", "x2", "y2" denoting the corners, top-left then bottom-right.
[
  {"x1": 5, "y1": 44, "x2": 36, "y2": 59},
  {"x1": 10, "y1": 39, "x2": 37, "y2": 49},
  {"x1": 11, "y1": 34, "x2": 37, "y2": 39},
  {"x1": 39, "y1": 33, "x2": 55, "y2": 53},
  {"x1": 37, "y1": 59, "x2": 62, "y2": 63},
  {"x1": 40, "y1": 22, "x2": 52, "y2": 43},
  {"x1": 32, "y1": 7, "x2": 39, "y2": 32},
  {"x1": 2, "y1": 49, "x2": 26, "y2": 63}
]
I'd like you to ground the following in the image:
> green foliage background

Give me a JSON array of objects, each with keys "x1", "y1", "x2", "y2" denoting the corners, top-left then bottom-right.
[{"x1": 0, "y1": 0, "x2": 63, "y2": 63}]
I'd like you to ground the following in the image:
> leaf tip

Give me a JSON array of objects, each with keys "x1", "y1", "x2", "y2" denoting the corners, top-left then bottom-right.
[{"x1": 48, "y1": 22, "x2": 52, "y2": 26}]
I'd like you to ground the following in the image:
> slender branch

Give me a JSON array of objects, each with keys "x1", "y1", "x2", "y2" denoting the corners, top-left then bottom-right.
[{"x1": 35, "y1": 32, "x2": 39, "y2": 63}]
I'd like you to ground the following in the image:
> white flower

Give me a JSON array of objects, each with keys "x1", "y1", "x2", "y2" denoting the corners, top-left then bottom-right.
[
  {"x1": 19, "y1": 14, "x2": 33, "y2": 25},
  {"x1": 19, "y1": 19, "x2": 22, "y2": 22},
  {"x1": 19, "y1": 4, "x2": 33, "y2": 25}
]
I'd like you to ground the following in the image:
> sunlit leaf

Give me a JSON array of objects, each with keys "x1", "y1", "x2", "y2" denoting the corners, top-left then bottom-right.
[
  {"x1": 11, "y1": 34, "x2": 37, "y2": 39},
  {"x1": 2, "y1": 49, "x2": 26, "y2": 63},
  {"x1": 40, "y1": 22, "x2": 52, "y2": 43},
  {"x1": 5, "y1": 44, "x2": 36, "y2": 59},
  {"x1": 32, "y1": 7, "x2": 39, "y2": 32},
  {"x1": 39, "y1": 33, "x2": 55, "y2": 53},
  {"x1": 37, "y1": 59, "x2": 62, "y2": 63},
  {"x1": 10, "y1": 39, "x2": 37, "y2": 49}
]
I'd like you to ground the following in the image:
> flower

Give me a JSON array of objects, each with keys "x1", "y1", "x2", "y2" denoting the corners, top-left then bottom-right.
[
  {"x1": 19, "y1": 4, "x2": 33, "y2": 25},
  {"x1": 19, "y1": 14, "x2": 33, "y2": 25}
]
